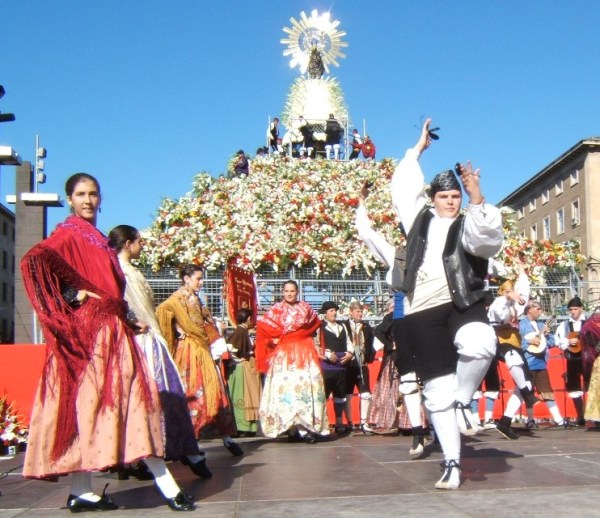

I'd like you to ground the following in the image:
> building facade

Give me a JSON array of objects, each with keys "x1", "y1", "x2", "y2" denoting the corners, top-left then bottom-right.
[
  {"x1": 498, "y1": 138, "x2": 600, "y2": 304},
  {"x1": 0, "y1": 203, "x2": 15, "y2": 342}
]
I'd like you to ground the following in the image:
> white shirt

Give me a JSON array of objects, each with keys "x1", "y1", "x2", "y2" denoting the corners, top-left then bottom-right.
[
  {"x1": 391, "y1": 147, "x2": 503, "y2": 315},
  {"x1": 554, "y1": 315, "x2": 586, "y2": 351},
  {"x1": 355, "y1": 204, "x2": 395, "y2": 285},
  {"x1": 487, "y1": 272, "x2": 530, "y2": 325}
]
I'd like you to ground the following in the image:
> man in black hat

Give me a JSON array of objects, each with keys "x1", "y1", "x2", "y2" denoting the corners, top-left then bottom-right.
[
  {"x1": 316, "y1": 301, "x2": 353, "y2": 433},
  {"x1": 390, "y1": 118, "x2": 503, "y2": 489},
  {"x1": 555, "y1": 296, "x2": 588, "y2": 426}
]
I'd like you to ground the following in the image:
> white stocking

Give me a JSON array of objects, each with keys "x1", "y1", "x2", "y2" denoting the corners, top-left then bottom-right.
[{"x1": 144, "y1": 457, "x2": 181, "y2": 499}]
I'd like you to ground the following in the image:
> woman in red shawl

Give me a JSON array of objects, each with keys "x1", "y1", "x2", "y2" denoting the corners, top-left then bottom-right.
[
  {"x1": 581, "y1": 312, "x2": 600, "y2": 424},
  {"x1": 21, "y1": 173, "x2": 195, "y2": 512},
  {"x1": 256, "y1": 280, "x2": 330, "y2": 443}
]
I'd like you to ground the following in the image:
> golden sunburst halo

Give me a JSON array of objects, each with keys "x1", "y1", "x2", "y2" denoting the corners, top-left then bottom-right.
[{"x1": 281, "y1": 10, "x2": 347, "y2": 74}]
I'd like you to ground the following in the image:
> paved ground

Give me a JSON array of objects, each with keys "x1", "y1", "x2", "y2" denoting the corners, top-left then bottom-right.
[{"x1": 2, "y1": 423, "x2": 600, "y2": 517}]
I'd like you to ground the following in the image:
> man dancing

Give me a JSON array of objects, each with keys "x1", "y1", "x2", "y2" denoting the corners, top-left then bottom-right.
[{"x1": 391, "y1": 118, "x2": 503, "y2": 489}]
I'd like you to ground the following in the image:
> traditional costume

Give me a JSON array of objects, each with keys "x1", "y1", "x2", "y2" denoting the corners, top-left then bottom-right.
[
  {"x1": 392, "y1": 145, "x2": 503, "y2": 489},
  {"x1": 156, "y1": 287, "x2": 236, "y2": 439},
  {"x1": 555, "y1": 296, "x2": 588, "y2": 425},
  {"x1": 21, "y1": 215, "x2": 163, "y2": 478},
  {"x1": 226, "y1": 324, "x2": 262, "y2": 434},
  {"x1": 256, "y1": 300, "x2": 329, "y2": 438},
  {"x1": 119, "y1": 260, "x2": 201, "y2": 459}
]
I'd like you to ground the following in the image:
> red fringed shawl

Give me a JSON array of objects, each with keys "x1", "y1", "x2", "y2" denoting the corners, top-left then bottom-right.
[
  {"x1": 255, "y1": 300, "x2": 321, "y2": 373},
  {"x1": 581, "y1": 313, "x2": 600, "y2": 375},
  {"x1": 21, "y1": 215, "x2": 154, "y2": 461}
]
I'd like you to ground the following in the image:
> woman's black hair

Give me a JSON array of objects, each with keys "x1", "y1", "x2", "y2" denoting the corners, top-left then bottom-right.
[
  {"x1": 282, "y1": 279, "x2": 299, "y2": 291},
  {"x1": 65, "y1": 172, "x2": 101, "y2": 197},
  {"x1": 107, "y1": 225, "x2": 139, "y2": 252},
  {"x1": 179, "y1": 264, "x2": 203, "y2": 281},
  {"x1": 236, "y1": 307, "x2": 253, "y2": 324}
]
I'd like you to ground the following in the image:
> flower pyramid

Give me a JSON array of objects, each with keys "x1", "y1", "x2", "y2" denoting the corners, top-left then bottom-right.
[{"x1": 140, "y1": 156, "x2": 585, "y2": 285}]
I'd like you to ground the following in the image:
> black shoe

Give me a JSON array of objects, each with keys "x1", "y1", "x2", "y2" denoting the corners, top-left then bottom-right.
[
  {"x1": 577, "y1": 418, "x2": 587, "y2": 427},
  {"x1": 496, "y1": 420, "x2": 519, "y2": 440},
  {"x1": 181, "y1": 456, "x2": 212, "y2": 479},
  {"x1": 225, "y1": 441, "x2": 244, "y2": 456},
  {"x1": 334, "y1": 424, "x2": 350, "y2": 435},
  {"x1": 115, "y1": 462, "x2": 154, "y2": 481},
  {"x1": 67, "y1": 485, "x2": 119, "y2": 513},
  {"x1": 303, "y1": 432, "x2": 317, "y2": 444},
  {"x1": 520, "y1": 387, "x2": 541, "y2": 408},
  {"x1": 526, "y1": 420, "x2": 539, "y2": 430},
  {"x1": 163, "y1": 492, "x2": 196, "y2": 512}
]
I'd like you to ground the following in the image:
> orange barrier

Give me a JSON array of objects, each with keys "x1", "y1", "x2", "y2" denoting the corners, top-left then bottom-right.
[
  {"x1": 0, "y1": 344, "x2": 46, "y2": 424},
  {"x1": 326, "y1": 348, "x2": 580, "y2": 425},
  {"x1": 0, "y1": 344, "x2": 580, "y2": 427}
]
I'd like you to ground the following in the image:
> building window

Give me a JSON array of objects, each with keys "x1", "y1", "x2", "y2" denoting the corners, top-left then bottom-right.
[
  {"x1": 2, "y1": 251, "x2": 6, "y2": 270},
  {"x1": 557, "y1": 207, "x2": 565, "y2": 234},
  {"x1": 556, "y1": 179, "x2": 564, "y2": 195},
  {"x1": 530, "y1": 224, "x2": 538, "y2": 241},
  {"x1": 517, "y1": 206, "x2": 524, "y2": 219},
  {"x1": 2, "y1": 222, "x2": 6, "y2": 236},
  {"x1": 2, "y1": 283, "x2": 6, "y2": 302},
  {"x1": 543, "y1": 216, "x2": 551, "y2": 240},
  {"x1": 541, "y1": 188, "x2": 549, "y2": 204},
  {"x1": 570, "y1": 168, "x2": 579, "y2": 187},
  {"x1": 571, "y1": 198, "x2": 580, "y2": 226},
  {"x1": 529, "y1": 197, "x2": 537, "y2": 212}
]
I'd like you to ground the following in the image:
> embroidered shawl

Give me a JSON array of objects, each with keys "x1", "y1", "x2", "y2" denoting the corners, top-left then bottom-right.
[
  {"x1": 156, "y1": 287, "x2": 220, "y2": 417},
  {"x1": 255, "y1": 300, "x2": 320, "y2": 373},
  {"x1": 20, "y1": 215, "x2": 154, "y2": 460}
]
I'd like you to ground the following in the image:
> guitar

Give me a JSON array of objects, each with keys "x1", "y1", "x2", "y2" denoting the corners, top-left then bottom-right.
[
  {"x1": 524, "y1": 315, "x2": 557, "y2": 356},
  {"x1": 567, "y1": 331, "x2": 582, "y2": 354}
]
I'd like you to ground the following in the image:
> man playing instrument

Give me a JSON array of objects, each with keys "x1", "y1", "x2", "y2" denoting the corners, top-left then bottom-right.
[
  {"x1": 555, "y1": 296, "x2": 588, "y2": 426},
  {"x1": 520, "y1": 301, "x2": 568, "y2": 428}
]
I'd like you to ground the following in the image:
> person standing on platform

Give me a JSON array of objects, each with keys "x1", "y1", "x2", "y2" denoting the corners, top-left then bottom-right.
[
  {"x1": 391, "y1": 118, "x2": 503, "y2": 489},
  {"x1": 342, "y1": 302, "x2": 376, "y2": 433},
  {"x1": 226, "y1": 308, "x2": 262, "y2": 436},
  {"x1": 108, "y1": 224, "x2": 213, "y2": 481},
  {"x1": 21, "y1": 173, "x2": 195, "y2": 512},
  {"x1": 555, "y1": 296, "x2": 589, "y2": 426},
  {"x1": 349, "y1": 129, "x2": 363, "y2": 160},
  {"x1": 156, "y1": 265, "x2": 244, "y2": 457},
  {"x1": 520, "y1": 301, "x2": 567, "y2": 428},
  {"x1": 256, "y1": 280, "x2": 329, "y2": 443},
  {"x1": 316, "y1": 301, "x2": 353, "y2": 434}
]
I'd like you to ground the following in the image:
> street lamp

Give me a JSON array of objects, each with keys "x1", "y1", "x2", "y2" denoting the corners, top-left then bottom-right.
[{"x1": 34, "y1": 135, "x2": 47, "y2": 192}]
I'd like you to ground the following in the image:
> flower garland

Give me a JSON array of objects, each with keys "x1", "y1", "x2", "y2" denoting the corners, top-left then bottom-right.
[
  {"x1": 141, "y1": 156, "x2": 402, "y2": 275},
  {"x1": 140, "y1": 156, "x2": 586, "y2": 285}
]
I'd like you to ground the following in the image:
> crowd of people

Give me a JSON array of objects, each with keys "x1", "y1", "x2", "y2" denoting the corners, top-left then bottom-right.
[
  {"x1": 261, "y1": 115, "x2": 375, "y2": 161},
  {"x1": 18, "y1": 118, "x2": 600, "y2": 514}
]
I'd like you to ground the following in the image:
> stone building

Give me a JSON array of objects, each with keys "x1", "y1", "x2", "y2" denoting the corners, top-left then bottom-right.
[{"x1": 498, "y1": 137, "x2": 600, "y2": 304}]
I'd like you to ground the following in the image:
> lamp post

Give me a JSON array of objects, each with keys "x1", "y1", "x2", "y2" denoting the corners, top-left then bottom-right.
[{"x1": 34, "y1": 135, "x2": 47, "y2": 193}]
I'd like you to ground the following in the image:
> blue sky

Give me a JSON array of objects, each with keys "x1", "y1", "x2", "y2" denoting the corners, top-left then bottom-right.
[{"x1": 1, "y1": 1, "x2": 599, "y2": 235}]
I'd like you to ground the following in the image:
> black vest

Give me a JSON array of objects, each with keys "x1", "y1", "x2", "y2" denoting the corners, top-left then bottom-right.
[
  {"x1": 321, "y1": 322, "x2": 349, "y2": 353},
  {"x1": 402, "y1": 207, "x2": 488, "y2": 311}
]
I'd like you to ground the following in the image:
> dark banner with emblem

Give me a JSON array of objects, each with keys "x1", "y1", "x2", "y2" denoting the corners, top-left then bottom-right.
[{"x1": 225, "y1": 262, "x2": 257, "y2": 326}]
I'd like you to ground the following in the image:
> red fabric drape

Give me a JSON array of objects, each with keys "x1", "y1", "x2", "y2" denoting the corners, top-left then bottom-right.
[
  {"x1": 20, "y1": 215, "x2": 153, "y2": 460},
  {"x1": 255, "y1": 301, "x2": 320, "y2": 373}
]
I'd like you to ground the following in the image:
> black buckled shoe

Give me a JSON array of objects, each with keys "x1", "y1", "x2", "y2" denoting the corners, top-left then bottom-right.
[
  {"x1": 225, "y1": 441, "x2": 244, "y2": 457},
  {"x1": 67, "y1": 484, "x2": 119, "y2": 513},
  {"x1": 164, "y1": 492, "x2": 196, "y2": 512},
  {"x1": 181, "y1": 456, "x2": 212, "y2": 479}
]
